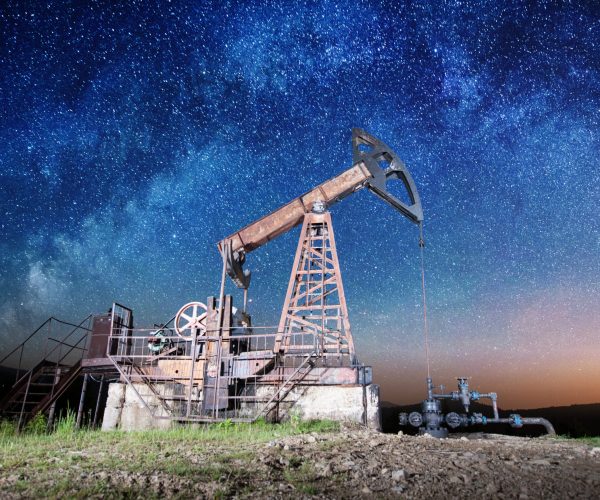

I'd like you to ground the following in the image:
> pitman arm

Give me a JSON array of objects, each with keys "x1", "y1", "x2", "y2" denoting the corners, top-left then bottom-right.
[{"x1": 218, "y1": 129, "x2": 424, "y2": 289}]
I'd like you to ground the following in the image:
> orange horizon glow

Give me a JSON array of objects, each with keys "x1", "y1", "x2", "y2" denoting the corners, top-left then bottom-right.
[{"x1": 358, "y1": 284, "x2": 600, "y2": 410}]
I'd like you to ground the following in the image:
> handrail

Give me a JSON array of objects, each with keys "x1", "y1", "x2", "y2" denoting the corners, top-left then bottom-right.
[
  {"x1": 255, "y1": 350, "x2": 318, "y2": 419},
  {"x1": 149, "y1": 315, "x2": 176, "y2": 337},
  {"x1": 0, "y1": 317, "x2": 52, "y2": 365},
  {"x1": 0, "y1": 315, "x2": 92, "y2": 366},
  {"x1": 40, "y1": 315, "x2": 92, "y2": 365},
  {"x1": 47, "y1": 338, "x2": 88, "y2": 351},
  {"x1": 0, "y1": 314, "x2": 92, "y2": 387},
  {"x1": 56, "y1": 334, "x2": 88, "y2": 366},
  {"x1": 45, "y1": 333, "x2": 89, "y2": 408},
  {"x1": 42, "y1": 317, "x2": 93, "y2": 332},
  {"x1": 0, "y1": 314, "x2": 93, "y2": 428}
]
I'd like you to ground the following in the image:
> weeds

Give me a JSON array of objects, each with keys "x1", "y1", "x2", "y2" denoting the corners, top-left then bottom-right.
[
  {"x1": 284, "y1": 461, "x2": 319, "y2": 495},
  {"x1": 296, "y1": 418, "x2": 339, "y2": 433},
  {"x1": 215, "y1": 418, "x2": 234, "y2": 432},
  {"x1": 558, "y1": 435, "x2": 600, "y2": 446},
  {"x1": 54, "y1": 409, "x2": 77, "y2": 435},
  {"x1": 0, "y1": 419, "x2": 17, "y2": 438},
  {"x1": 24, "y1": 412, "x2": 47, "y2": 435},
  {"x1": 290, "y1": 409, "x2": 301, "y2": 428}
]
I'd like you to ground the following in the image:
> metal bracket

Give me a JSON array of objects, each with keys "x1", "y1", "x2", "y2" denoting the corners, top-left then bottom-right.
[{"x1": 352, "y1": 128, "x2": 424, "y2": 223}]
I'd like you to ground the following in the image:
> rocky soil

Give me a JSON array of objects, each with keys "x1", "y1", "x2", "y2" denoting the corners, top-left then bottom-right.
[
  {"x1": 259, "y1": 429, "x2": 600, "y2": 498},
  {"x1": 1, "y1": 426, "x2": 598, "y2": 498}
]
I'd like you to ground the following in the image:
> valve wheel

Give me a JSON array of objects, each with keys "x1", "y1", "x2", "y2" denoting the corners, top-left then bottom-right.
[{"x1": 175, "y1": 302, "x2": 208, "y2": 339}]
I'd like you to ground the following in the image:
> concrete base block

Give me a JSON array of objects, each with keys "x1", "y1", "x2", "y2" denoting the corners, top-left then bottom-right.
[
  {"x1": 298, "y1": 384, "x2": 380, "y2": 429},
  {"x1": 289, "y1": 384, "x2": 381, "y2": 430},
  {"x1": 364, "y1": 384, "x2": 381, "y2": 430},
  {"x1": 102, "y1": 381, "x2": 381, "y2": 431},
  {"x1": 101, "y1": 405, "x2": 122, "y2": 431},
  {"x1": 101, "y1": 382, "x2": 126, "y2": 431},
  {"x1": 102, "y1": 382, "x2": 172, "y2": 431},
  {"x1": 251, "y1": 383, "x2": 381, "y2": 430}
]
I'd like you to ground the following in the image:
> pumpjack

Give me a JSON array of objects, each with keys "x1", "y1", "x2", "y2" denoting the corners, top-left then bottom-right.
[
  {"x1": 104, "y1": 128, "x2": 425, "y2": 424},
  {"x1": 1, "y1": 128, "x2": 425, "y2": 427},
  {"x1": 214, "y1": 127, "x2": 423, "y2": 356}
]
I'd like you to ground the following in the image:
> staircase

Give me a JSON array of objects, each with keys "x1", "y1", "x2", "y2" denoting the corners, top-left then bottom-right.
[
  {"x1": 0, "y1": 360, "x2": 83, "y2": 427},
  {"x1": 0, "y1": 316, "x2": 91, "y2": 429},
  {"x1": 255, "y1": 351, "x2": 319, "y2": 420}
]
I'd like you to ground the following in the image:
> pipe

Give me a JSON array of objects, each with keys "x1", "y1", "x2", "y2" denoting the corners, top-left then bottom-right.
[
  {"x1": 76, "y1": 373, "x2": 89, "y2": 429},
  {"x1": 487, "y1": 417, "x2": 555, "y2": 436},
  {"x1": 92, "y1": 375, "x2": 105, "y2": 428},
  {"x1": 522, "y1": 417, "x2": 556, "y2": 436},
  {"x1": 476, "y1": 392, "x2": 499, "y2": 419},
  {"x1": 426, "y1": 377, "x2": 434, "y2": 400}
]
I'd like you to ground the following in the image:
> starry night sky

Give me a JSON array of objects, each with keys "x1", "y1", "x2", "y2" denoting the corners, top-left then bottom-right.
[{"x1": 1, "y1": 1, "x2": 599, "y2": 408}]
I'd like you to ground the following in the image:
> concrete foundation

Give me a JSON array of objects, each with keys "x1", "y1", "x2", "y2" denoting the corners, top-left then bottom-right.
[
  {"x1": 102, "y1": 382, "x2": 381, "y2": 431},
  {"x1": 275, "y1": 384, "x2": 381, "y2": 430},
  {"x1": 102, "y1": 382, "x2": 173, "y2": 431}
]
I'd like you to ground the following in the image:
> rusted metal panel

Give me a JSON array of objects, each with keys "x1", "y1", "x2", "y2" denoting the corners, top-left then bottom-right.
[
  {"x1": 157, "y1": 359, "x2": 205, "y2": 382},
  {"x1": 231, "y1": 351, "x2": 275, "y2": 378},
  {"x1": 86, "y1": 315, "x2": 113, "y2": 360}
]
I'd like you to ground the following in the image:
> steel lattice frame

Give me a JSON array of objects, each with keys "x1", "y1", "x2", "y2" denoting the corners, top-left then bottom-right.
[{"x1": 274, "y1": 210, "x2": 354, "y2": 363}]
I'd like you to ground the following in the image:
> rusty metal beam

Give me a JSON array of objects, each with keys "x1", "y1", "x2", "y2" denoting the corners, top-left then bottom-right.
[{"x1": 218, "y1": 162, "x2": 372, "y2": 256}]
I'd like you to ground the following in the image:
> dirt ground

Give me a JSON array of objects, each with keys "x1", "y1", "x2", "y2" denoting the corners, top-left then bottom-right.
[
  {"x1": 1, "y1": 426, "x2": 599, "y2": 498},
  {"x1": 255, "y1": 429, "x2": 600, "y2": 499}
]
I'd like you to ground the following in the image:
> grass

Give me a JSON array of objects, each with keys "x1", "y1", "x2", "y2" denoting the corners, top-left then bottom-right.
[
  {"x1": 54, "y1": 409, "x2": 76, "y2": 435},
  {"x1": 0, "y1": 416, "x2": 338, "y2": 445},
  {"x1": 283, "y1": 458, "x2": 320, "y2": 495},
  {"x1": 558, "y1": 435, "x2": 600, "y2": 446},
  {"x1": 0, "y1": 418, "x2": 340, "y2": 498},
  {"x1": 24, "y1": 412, "x2": 47, "y2": 435}
]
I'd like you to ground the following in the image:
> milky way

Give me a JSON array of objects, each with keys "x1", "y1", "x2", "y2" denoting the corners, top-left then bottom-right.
[{"x1": 1, "y1": 1, "x2": 599, "y2": 407}]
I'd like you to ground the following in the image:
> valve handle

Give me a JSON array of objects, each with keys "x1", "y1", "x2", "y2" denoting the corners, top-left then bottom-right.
[{"x1": 174, "y1": 301, "x2": 208, "y2": 340}]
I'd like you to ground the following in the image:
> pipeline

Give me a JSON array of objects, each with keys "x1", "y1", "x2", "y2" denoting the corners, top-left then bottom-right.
[
  {"x1": 515, "y1": 417, "x2": 556, "y2": 436},
  {"x1": 399, "y1": 377, "x2": 556, "y2": 438}
]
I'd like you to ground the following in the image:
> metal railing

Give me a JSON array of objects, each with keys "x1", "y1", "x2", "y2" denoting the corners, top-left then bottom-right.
[
  {"x1": 106, "y1": 322, "x2": 362, "y2": 423},
  {"x1": 0, "y1": 315, "x2": 93, "y2": 427},
  {"x1": 0, "y1": 315, "x2": 92, "y2": 384}
]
